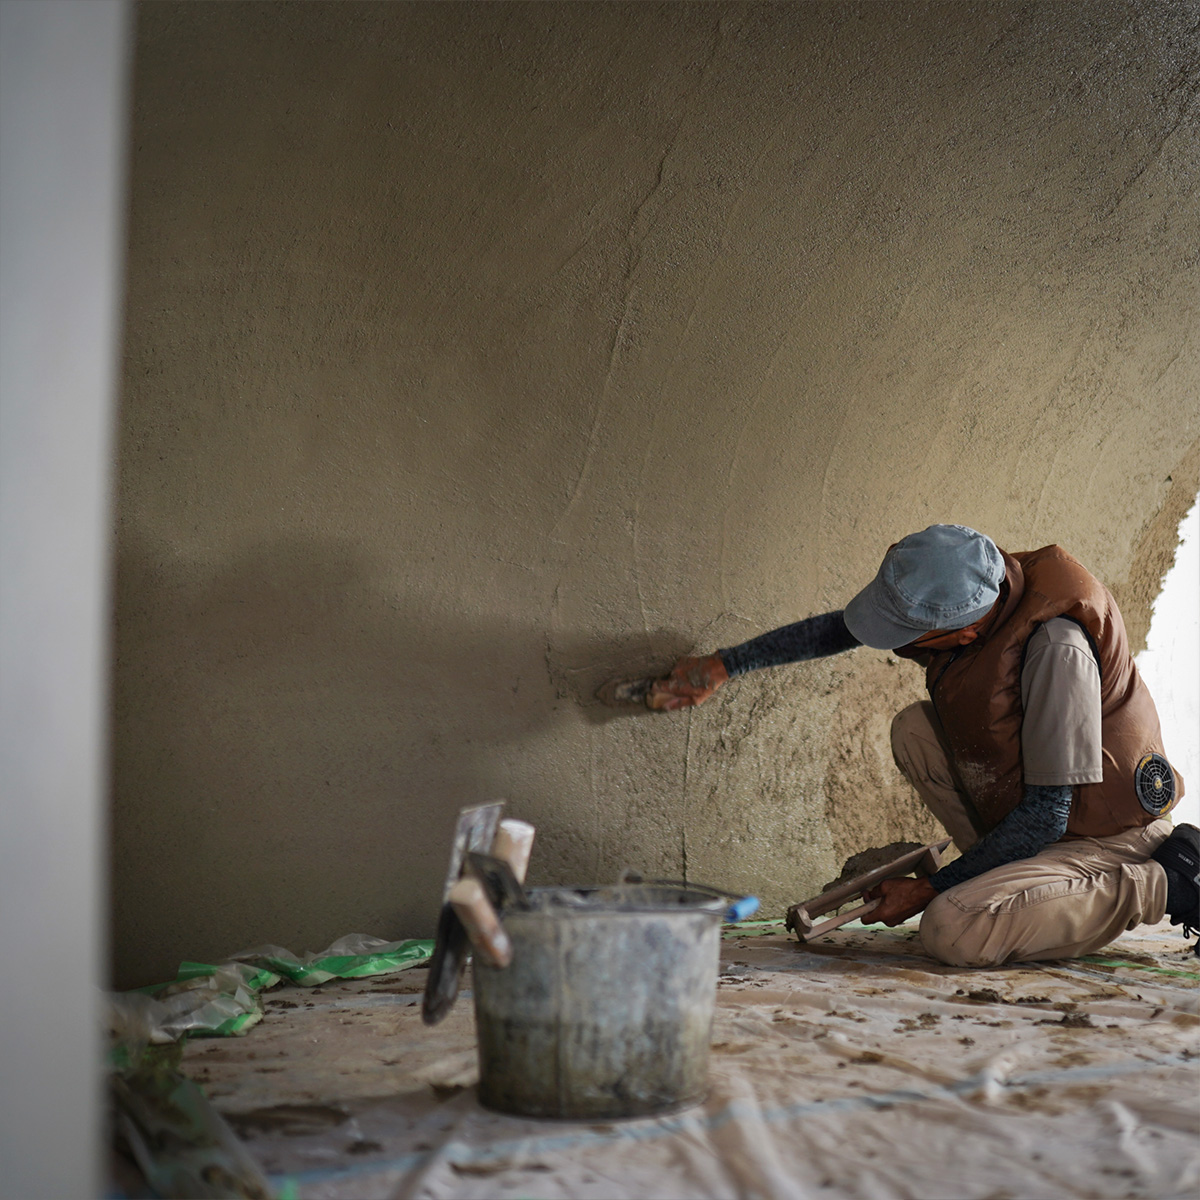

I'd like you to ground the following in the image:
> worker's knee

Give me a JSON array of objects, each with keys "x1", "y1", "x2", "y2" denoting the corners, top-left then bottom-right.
[
  {"x1": 890, "y1": 702, "x2": 933, "y2": 780},
  {"x1": 918, "y1": 892, "x2": 1004, "y2": 968}
]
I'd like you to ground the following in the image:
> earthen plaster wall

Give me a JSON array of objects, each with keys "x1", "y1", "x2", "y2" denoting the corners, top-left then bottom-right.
[{"x1": 112, "y1": 1, "x2": 1199, "y2": 986}]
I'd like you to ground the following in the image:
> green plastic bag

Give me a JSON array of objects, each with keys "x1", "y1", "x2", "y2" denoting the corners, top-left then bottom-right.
[
  {"x1": 228, "y1": 933, "x2": 434, "y2": 987},
  {"x1": 112, "y1": 934, "x2": 434, "y2": 1043}
]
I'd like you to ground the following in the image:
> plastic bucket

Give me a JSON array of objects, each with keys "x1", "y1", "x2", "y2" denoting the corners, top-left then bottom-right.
[{"x1": 472, "y1": 884, "x2": 724, "y2": 1119}]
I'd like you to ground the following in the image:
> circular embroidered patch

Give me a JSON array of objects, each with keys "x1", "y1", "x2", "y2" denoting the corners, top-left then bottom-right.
[{"x1": 1134, "y1": 753, "x2": 1176, "y2": 816}]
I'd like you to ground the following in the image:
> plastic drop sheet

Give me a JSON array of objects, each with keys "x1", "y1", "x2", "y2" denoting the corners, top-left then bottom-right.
[{"x1": 180, "y1": 920, "x2": 1200, "y2": 1200}]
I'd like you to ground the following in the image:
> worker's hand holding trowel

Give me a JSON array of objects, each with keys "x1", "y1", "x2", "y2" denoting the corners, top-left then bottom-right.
[{"x1": 645, "y1": 654, "x2": 729, "y2": 710}]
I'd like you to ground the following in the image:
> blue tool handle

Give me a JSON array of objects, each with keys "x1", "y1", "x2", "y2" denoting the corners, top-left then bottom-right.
[{"x1": 724, "y1": 895, "x2": 760, "y2": 923}]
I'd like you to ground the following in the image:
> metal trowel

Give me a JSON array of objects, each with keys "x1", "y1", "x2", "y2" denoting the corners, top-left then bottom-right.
[{"x1": 595, "y1": 675, "x2": 661, "y2": 708}]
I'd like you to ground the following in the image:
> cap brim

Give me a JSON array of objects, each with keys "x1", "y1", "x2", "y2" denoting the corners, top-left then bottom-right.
[{"x1": 843, "y1": 585, "x2": 928, "y2": 650}]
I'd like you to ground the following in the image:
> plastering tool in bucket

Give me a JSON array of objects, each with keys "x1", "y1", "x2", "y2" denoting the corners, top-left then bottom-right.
[
  {"x1": 422, "y1": 802, "x2": 505, "y2": 1025},
  {"x1": 422, "y1": 809, "x2": 537, "y2": 1023}
]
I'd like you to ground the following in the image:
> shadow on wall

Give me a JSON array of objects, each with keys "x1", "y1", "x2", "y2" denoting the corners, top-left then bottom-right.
[
  {"x1": 110, "y1": 529, "x2": 538, "y2": 985},
  {"x1": 107, "y1": 527, "x2": 700, "y2": 985}
]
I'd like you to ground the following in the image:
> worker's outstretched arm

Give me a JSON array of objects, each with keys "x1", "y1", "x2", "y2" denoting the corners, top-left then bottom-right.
[{"x1": 648, "y1": 611, "x2": 860, "y2": 710}]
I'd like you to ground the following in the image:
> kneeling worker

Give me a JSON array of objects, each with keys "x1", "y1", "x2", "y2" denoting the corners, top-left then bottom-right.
[{"x1": 648, "y1": 524, "x2": 1198, "y2": 965}]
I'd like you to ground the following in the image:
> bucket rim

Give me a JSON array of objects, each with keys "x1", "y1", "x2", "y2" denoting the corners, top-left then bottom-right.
[{"x1": 510, "y1": 883, "x2": 728, "y2": 917}]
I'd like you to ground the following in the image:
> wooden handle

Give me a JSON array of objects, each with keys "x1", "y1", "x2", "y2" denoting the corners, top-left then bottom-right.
[
  {"x1": 492, "y1": 819, "x2": 535, "y2": 884},
  {"x1": 791, "y1": 838, "x2": 952, "y2": 920},
  {"x1": 794, "y1": 897, "x2": 883, "y2": 942},
  {"x1": 448, "y1": 878, "x2": 512, "y2": 968}
]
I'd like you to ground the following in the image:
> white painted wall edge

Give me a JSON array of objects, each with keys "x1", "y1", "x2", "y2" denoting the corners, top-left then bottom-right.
[
  {"x1": 0, "y1": 1, "x2": 130, "y2": 1195},
  {"x1": 1136, "y1": 499, "x2": 1200, "y2": 829}
]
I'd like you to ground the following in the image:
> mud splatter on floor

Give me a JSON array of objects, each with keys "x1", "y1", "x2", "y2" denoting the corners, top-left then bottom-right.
[{"x1": 177, "y1": 920, "x2": 1198, "y2": 1199}]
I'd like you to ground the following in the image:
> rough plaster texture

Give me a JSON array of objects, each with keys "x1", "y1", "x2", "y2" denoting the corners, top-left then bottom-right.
[{"x1": 112, "y1": 1, "x2": 1199, "y2": 987}]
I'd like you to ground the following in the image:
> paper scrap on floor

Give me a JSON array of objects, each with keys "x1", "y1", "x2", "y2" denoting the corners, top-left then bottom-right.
[{"x1": 180, "y1": 918, "x2": 1200, "y2": 1200}]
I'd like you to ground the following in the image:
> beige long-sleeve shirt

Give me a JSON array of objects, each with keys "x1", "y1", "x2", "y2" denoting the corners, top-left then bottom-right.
[{"x1": 1020, "y1": 617, "x2": 1103, "y2": 786}]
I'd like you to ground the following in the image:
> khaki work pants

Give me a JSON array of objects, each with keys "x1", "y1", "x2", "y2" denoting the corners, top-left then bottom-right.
[{"x1": 890, "y1": 701, "x2": 1171, "y2": 967}]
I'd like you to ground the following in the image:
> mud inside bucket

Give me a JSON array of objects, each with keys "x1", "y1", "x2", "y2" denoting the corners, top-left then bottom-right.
[{"x1": 472, "y1": 885, "x2": 725, "y2": 1119}]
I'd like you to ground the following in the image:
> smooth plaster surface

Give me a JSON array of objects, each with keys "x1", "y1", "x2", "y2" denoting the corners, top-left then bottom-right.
[{"x1": 112, "y1": 1, "x2": 1199, "y2": 987}]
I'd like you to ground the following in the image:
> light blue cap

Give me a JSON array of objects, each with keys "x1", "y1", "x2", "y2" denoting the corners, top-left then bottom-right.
[{"x1": 844, "y1": 525, "x2": 1004, "y2": 649}]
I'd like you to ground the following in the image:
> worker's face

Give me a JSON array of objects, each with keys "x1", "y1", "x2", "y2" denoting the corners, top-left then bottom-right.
[
  {"x1": 901, "y1": 586, "x2": 1006, "y2": 650},
  {"x1": 905, "y1": 624, "x2": 982, "y2": 650}
]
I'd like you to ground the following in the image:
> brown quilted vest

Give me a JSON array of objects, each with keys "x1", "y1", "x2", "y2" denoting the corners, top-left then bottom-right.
[{"x1": 893, "y1": 545, "x2": 1182, "y2": 839}]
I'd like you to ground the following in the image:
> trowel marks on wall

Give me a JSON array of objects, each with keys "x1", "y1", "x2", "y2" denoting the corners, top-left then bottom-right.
[{"x1": 111, "y1": 1, "x2": 1199, "y2": 986}]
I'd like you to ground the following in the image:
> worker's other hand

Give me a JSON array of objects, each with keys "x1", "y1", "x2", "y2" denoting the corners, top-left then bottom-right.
[
  {"x1": 646, "y1": 654, "x2": 729, "y2": 711},
  {"x1": 862, "y1": 876, "x2": 938, "y2": 926}
]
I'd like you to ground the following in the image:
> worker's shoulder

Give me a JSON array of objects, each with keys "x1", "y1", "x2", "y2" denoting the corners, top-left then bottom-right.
[
  {"x1": 1025, "y1": 619, "x2": 1096, "y2": 676},
  {"x1": 1034, "y1": 616, "x2": 1092, "y2": 650},
  {"x1": 1016, "y1": 544, "x2": 1107, "y2": 597},
  {"x1": 1015, "y1": 543, "x2": 1089, "y2": 573}
]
